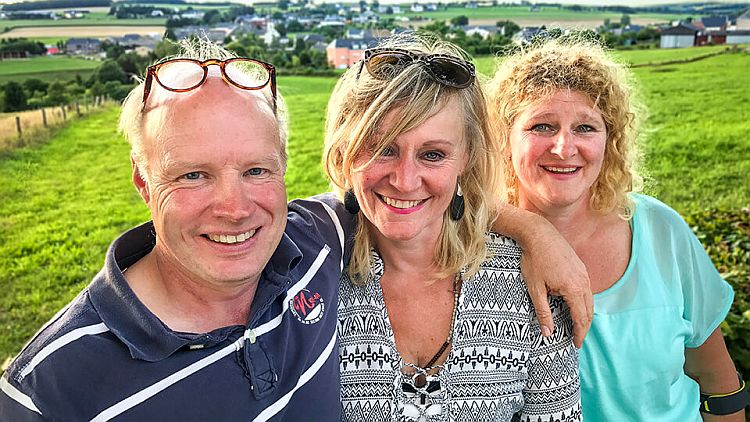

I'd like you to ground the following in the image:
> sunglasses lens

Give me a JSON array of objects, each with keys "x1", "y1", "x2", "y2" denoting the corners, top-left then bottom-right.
[
  {"x1": 366, "y1": 52, "x2": 412, "y2": 79},
  {"x1": 155, "y1": 60, "x2": 204, "y2": 90},
  {"x1": 428, "y1": 59, "x2": 473, "y2": 88},
  {"x1": 225, "y1": 59, "x2": 272, "y2": 89}
]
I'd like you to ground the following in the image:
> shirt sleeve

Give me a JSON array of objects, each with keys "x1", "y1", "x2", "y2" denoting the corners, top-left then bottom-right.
[
  {"x1": 517, "y1": 296, "x2": 582, "y2": 422},
  {"x1": 0, "y1": 374, "x2": 47, "y2": 422},
  {"x1": 673, "y1": 214, "x2": 735, "y2": 348}
]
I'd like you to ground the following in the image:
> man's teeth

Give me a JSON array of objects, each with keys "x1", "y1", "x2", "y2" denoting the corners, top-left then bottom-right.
[
  {"x1": 382, "y1": 196, "x2": 420, "y2": 209},
  {"x1": 208, "y1": 230, "x2": 256, "y2": 244},
  {"x1": 544, "y1": 166, "x2": 577, "y2": 174}
]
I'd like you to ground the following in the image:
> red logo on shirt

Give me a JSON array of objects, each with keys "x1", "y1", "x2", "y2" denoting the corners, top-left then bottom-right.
[{"x1": 290, "y1": 290, "x2": 325, "y2": 324}]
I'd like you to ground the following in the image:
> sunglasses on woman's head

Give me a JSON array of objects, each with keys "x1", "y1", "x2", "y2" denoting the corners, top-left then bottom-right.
[
  {"x1": 142, "y1": 58, "x2": 277, "y2": 113},
  {"x1": 359, "y1": 47, "x2": 476, "y2": 89}
]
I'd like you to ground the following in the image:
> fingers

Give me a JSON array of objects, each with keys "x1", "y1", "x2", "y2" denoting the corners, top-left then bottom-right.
[
  {"x1": 528, "y1": 283, "x2": 554, "y2": 338},
  {"x1": 567, "y1": 290, "x2": 593, "y2": 349}
]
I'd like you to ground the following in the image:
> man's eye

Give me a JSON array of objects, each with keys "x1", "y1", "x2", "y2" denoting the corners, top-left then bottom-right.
[
  {"x1": 183, "y1": 172, "x2": 202, "y2": 180},
  {"x1": 246, "y1": 168, "x2": 266, "y2": 176}
]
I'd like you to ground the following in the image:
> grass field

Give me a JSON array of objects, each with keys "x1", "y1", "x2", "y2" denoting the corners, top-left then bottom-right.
[
  {"x1": 0, "y1": 47, "x2": 748, "y2": 363},
  {"x1": 0, "y1": 12, "x2": 166, "y2": 32},
  {"x1": 0, "y1": 56, "x2": 100, "y2": 84},
  {"x1": 397, "y1": 5, "x2": 687, "y2": 27}
]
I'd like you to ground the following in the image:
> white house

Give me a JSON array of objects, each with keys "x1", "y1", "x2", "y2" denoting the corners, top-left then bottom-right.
[{"x1": 660, "y1": 22, "x2": 698, "y2": 48}]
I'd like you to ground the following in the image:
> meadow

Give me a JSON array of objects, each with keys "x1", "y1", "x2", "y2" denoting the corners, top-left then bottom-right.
[
  {"x1": 0, "y1": 55, "x2": 100, "y2": 84},
  {"x1": 1, "y1": 46, "x2": 749, "y2": 365},
  {"x1": 0, "y1": 12, "x2": 166, "y2": 33},
  {"x1": 400, "y1": 4, "x2": 688, "y2": 27}
]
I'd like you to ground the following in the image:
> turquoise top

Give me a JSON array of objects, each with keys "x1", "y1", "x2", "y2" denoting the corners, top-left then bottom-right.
[{"x1": 579, "y1": 194, "x2": 734, "y2": 421}]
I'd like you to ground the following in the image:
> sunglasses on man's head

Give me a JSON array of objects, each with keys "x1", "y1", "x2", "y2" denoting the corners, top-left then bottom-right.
[
  {"x1": 359, "y1": 47, "x2": 476, "y2": 89},
  {"x1": 142, "y1": 58, "x2": 277, "y2": 113}
]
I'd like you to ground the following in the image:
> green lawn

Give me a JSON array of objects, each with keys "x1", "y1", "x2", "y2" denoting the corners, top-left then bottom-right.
[{"x1": 0, "y1": 48, "x2": 748, "y2": 363}]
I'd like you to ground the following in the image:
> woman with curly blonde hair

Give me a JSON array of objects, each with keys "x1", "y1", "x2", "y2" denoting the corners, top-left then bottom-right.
[{"x1": 488, "y1": 36, "x2": 745, "y2": 421}]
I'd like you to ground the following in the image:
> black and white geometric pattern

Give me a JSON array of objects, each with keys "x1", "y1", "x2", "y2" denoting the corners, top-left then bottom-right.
[{"x1": 339, "y1": 233, "x2": 581, "y2": 422}]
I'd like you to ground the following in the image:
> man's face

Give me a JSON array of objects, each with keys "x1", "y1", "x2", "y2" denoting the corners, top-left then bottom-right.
[{"x1": 135, "y1": 75, "x2": 287, "y2": 289}]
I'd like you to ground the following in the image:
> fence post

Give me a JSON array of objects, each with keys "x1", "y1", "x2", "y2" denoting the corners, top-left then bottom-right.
[
  {"x1": 16, "y1": 116, "x2": 22, "y2": 137},
  {"x1": 61, "y1": 106, "x2": 67, "y2": 120},
  {"x1": 76, "y1": 102, "x2": 81, "y2": 117},
  {"x1": 42, "y1": 108, "x2": 47, "y2": 128}
]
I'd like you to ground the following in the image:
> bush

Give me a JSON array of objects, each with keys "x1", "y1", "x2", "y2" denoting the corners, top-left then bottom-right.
[{"x1": 686, "y1": 208, "x2": 750, "y2": 382}]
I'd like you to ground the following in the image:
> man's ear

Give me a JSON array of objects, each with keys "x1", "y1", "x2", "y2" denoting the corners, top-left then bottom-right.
[{"x1": 132, "y1": 157, "x2": 150, "y2": 204}]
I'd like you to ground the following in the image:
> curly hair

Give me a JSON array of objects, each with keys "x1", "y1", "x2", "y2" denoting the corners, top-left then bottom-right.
[
  {"x1": 323, "y1": 32, "x2": 503, "y2": 282},
  {"x1": 487, "y1": 35, "x2": 646, "y2": 217}
]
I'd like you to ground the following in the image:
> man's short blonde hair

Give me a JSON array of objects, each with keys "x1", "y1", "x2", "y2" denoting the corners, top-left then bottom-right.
[{"x1": 118, "y1": 38, "x2": 288, "y2": 179}]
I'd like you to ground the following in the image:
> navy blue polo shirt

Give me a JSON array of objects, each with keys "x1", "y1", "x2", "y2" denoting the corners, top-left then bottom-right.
[{"x1": 0, "y1": 195, "x2": 354, "y2": 421}]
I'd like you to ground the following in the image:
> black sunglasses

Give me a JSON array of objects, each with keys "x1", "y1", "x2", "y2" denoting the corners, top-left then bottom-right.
[{"x1": 358, "y1": 47, "x2": 476, "y2": 89}]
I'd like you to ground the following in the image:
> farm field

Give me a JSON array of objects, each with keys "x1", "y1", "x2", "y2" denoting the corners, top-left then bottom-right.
[
  {"x1": 0, "y1": 25, "x2": 165, "y2": 39},
  {"x1": 0, "y1": 55, "x2": 100, "y2": 84},
  {"x1": 398, "y1": 5, "x2": 686, "y2": 27},
  {"x1": 1, "y1": 47, "x2": 749, "y2": 365},
  {"x1": 0, "y1": 12, "x2": 166, "y2": 32}
]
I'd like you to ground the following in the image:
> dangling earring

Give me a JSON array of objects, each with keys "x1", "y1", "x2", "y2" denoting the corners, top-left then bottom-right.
[
  {"x1": 450, "y1": 184, "x2": 464, "y2": 221},
  {"x1": 344, "y1": 189, "x2": 360, "y2": 214}
]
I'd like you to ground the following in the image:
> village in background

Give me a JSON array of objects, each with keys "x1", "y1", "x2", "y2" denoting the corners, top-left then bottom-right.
[{"x1": 0, "y1": 0, "x2": 749, "y2": 112}]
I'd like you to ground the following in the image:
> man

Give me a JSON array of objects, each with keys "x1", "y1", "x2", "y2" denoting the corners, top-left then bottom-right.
[
  {"x1": 0, "y1": 43, "x2": 353, "y2": 421},
  {"x1": 0, "y1": 40, "x2": 593, "y2": 422}
]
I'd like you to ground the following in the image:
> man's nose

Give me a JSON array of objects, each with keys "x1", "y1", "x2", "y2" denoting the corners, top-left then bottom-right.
[{"x1": 212, "y1": 178, "x2": 254, "y2": 220}]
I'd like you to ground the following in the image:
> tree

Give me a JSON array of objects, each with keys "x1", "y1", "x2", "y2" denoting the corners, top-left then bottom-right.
[
  {"x1": 422, "y1": 20, "x2": 450, "y2": 36},
  {"x1": 23, "y1": 78, "x2": 48, "y2": 97},
  {"x1": 93, "y1": 60, "x2": 128, "y2": 84},
  {"x1": 620, "y1": 14, "x2": 631, "y2": 26},
  {"x1": 3, "y1": 82, "x2": 27, "y2": 112},
  {"x1": 450, "y1": 15, "x2": 469, "y2": 27},
  {"x1": 46, "y1": 81, "x2": 69, "y2": 106},
  {"x1": 496, "y1": 20, "x2": 520, "y2": 37}
]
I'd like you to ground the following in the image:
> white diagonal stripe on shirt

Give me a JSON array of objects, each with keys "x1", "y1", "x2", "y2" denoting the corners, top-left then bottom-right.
[
  {"x1": 20, "y1": 322, "x2": 109, "y2": 380},
  {"x1": 0, "y1": 375, "x2": 42, "y2": 415},
  {"x1": 90, "y1": 341, "x2": 238, "y2": 422},
  {"x1": 252, "y1": 245, "x2": 330, "y2": 338},
  {"x1": 89, "y1": 245, "x2": 332, "y2": 421},
  {"x1": 316, "y1": 200, "x2": 345, "y2": 271},
  {"x1": 251, "y1": 328, "x2": 337, "y2": 422}
]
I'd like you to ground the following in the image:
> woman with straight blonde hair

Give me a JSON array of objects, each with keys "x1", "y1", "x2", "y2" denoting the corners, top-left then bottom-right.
[{"x1": 325, "y1": 33, "x2": 581, "y2": 422}]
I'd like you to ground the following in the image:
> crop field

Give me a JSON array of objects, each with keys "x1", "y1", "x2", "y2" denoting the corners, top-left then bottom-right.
[
  {"x1": 1, "y1": 47, "x2": 749, "y2": 366},
  {"x1": 398, "y1": 5, "x2": 687, "y2": 27}
]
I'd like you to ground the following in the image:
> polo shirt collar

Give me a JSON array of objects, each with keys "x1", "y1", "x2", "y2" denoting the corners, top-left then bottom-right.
[{"x1": 88, "y1": 222, "x2": 303, "y2": 362}]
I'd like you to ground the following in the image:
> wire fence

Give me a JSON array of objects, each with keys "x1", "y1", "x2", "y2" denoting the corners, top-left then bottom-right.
[{"x1": 0, "y1": 97, "x2": 117, "y2": 153}]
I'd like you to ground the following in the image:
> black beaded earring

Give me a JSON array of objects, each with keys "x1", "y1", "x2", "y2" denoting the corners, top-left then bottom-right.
[
  {"x1": 344, "y1": 189, "x2": 360, "y2": 214},
  {"x1": 450, "y1": 184, "x2": 464, "y2": 221}
]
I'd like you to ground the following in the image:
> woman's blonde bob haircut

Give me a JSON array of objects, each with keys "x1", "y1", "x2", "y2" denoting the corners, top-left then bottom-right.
[
  {"x1": 323, "y1": 33, "x2": 502, "y2": 283},
  {"x1": 487, "y1": 35, "x2": 645, "y2": 217}
]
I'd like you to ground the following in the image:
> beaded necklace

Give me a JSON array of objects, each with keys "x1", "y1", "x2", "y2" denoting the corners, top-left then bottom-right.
[{"x1": 397, "y1": 273, "x2": 461, "y2": 420}]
